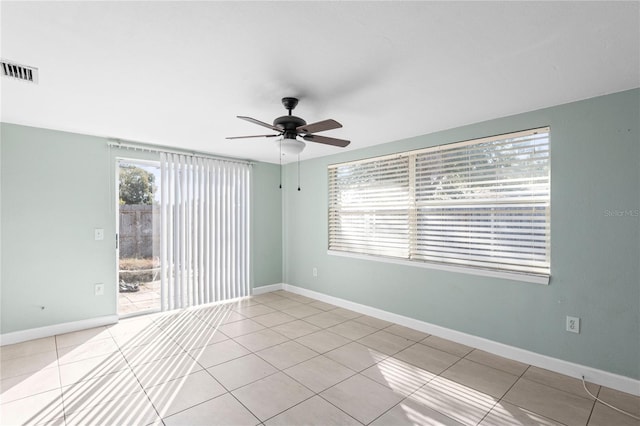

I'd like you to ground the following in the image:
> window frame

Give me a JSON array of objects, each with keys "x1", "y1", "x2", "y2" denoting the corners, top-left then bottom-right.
[{"x1": 327, "y1": 127, "x2": 551, "y2": 285}]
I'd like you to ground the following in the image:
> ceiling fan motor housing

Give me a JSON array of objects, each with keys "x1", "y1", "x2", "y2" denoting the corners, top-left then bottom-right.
[{"x1": 273, "y1": 115, "x2": 306, "y2": 139}]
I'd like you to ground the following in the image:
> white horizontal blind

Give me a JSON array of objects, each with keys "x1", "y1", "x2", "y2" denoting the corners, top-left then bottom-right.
[
  {"x1": 160, "y1": 153, "x2": 250, "y2": 310},
  {"x1": 329, "y1": 156, "x2": 410, "y2": 258},
  {"x1": 328, "y1": 127, "x2": 550, "y2": 278}
]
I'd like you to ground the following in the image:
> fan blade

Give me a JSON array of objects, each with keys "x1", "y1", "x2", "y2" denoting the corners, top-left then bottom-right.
[
  {"x1": 303, "y1": 134, "x2": 350, "y2": 147},
  {"x1": 237, "y1": 116, "x2": 282, "y2": 131},
  {"x1": 296, "y1": 119, "x2": 342, "y2": 134},
  {"x1": 226, "y1": 134, "x2": 279, "y2": 140}
]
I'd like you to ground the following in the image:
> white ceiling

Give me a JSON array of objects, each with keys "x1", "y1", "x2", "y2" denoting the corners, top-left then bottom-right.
[{"x1": 2, "y1": 1, "x2": 638, "y2": 164}]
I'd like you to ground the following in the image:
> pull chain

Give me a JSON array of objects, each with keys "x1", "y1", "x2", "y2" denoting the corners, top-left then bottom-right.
[
  {"x1": 279, "y1": 139, "x2": 282, "y2": 189},
  {"x1": 297, "y1": 154, "x2": 301, "y2": 191}
]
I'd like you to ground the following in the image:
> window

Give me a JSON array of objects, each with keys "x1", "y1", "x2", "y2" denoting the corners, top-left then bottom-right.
[{"x1": 328, "y1": 127, "x2": 550, "y2": 282}]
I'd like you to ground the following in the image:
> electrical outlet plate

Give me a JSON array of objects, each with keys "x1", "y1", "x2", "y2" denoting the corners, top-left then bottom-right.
[
  {"x1": 566, "y1": 316, "x2": 580, "y2": 333},
  {"x1": 95, "y1": 283, "x2": 104, "y2": 296},
  {"x1": 312, "y1": 267, "x2": 318, "y2": 277},
  {"x1": 94, "y1": 228, "x2": 104, "y2": 241}
]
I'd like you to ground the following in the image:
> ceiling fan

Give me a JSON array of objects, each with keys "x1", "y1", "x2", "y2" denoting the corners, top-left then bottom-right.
[{"x1": 226, "y1": 97, "x2": 350, "y2": 155}]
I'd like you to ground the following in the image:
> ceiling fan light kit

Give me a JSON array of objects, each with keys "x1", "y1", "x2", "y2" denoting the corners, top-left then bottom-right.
[{"x1": 279, "y1": 137, "x2": 306, "y2": 155}]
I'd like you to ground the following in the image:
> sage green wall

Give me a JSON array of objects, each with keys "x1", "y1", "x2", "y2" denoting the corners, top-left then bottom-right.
[
  {"x1": 282, "y1": 89, "x2": 640, "y2": 379},
  {"x1": 0, "y1": 123, "x2": 282, "y2": 334}
]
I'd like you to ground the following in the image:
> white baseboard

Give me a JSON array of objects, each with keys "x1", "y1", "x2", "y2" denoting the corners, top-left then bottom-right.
[
  {"x1": 0, "y1": 315, "x2": 119, "y2": 346},
  {"x1": 274, "y1": 283, "x2": 639, "y2": 397},
  {"x1": 252, "y1": 283, "x2": 284, "y2": 295}
]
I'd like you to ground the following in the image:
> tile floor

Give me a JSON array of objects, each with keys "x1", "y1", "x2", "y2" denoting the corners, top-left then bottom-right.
[{"x1": 1, "y1": 290, "x2": 639, "y2": 426}]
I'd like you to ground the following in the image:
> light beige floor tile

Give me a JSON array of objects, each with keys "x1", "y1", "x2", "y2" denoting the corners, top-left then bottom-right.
[
  {"x1": 1, "y1": 337, "x2": 56, "y2": 361},
  {"x1": 57, "y1": 338, "x2": 120, "y2": 365},
  {"x1": 131, "y1": 352, "x2": 203, "y2": 388},
  {"x1": 171, "y1": 324, "x2": 229, "y2": 351},
  {"x1": 352, "y1": 315, "x2": 393, "y2": 329},
  {"x1": 218, "y1": 310, "x2": 250, "y2": 324},
  {"x1": 321, "y1": 374, "x2": 404, "y2": 424},
  {"x1": 62, "y1": 368, "x2": 143, "y2": 415},
  {"x1": 411, "y1": 376, "x2": 498, "y2": 425},
  {"x1": 358, "y1": 330, "x2": 414, "y2": 355},
  {"x1": 394, "y1": 343, "x2": 460, "y2": 374},
  {"x1": 227, "y1": 297, "x2": 262, "y2": 308},
  {"x1": 120, "y1": 338, "x2": 185, "y2": 366},
  {"x1": 284, "y1": 355, "x2": 355, "y2": 393},
  {"x1": 421, "y1": 336, "x2": 473, "y2": 357},
  {"x1": 0, "y1": 365, "x2": 61, "y2": 404},
  {"x1": 55, "y1": 327, "x2": 112, "y2": 349},
  {"x1": 441, "y1": 359, "x2": 519, "y2": 398},
  {"x1": 232, "y1": 304, "x2": 277, "y2": 318},
  {"x1": 271, "y1": 319, "x2": 321, "y2": 339},
  {"x1": 596, "y1": 386, "x2": 640, "y2": 416},
  {"x1": 503, "y1": 378, "x2": 594, "y2": 426},
  {"x1": 251, "y1": 293, "x2": 286, "y2": 304},
  {"x1": 107, "y1": 316, "x2": 157, "y2": 336},
  {"x1": 155, "y1": 314, "x2": 210, "y2": 338},
  {"x1": 234, "y1": 329, "x2": 289, "y2": 352},
  {"x1": 588, "y1": 401, "x2": 640, "y2": 426},
  {"x1": 257, "y1": 341, "x2": 318, "y2": 370},
  {"x1": 0, "y1": 350, "x2": 58, "y2": 380},
  {"x1": 295, "y1": 330, "x2": 351, "y2": 354},
  {"x1": 280, "y1": 304, "x2": 325, "y2": 319},
  {"x1": 194, "y1": 306, "x2": 244, "y2": 326},
  {"x1": 308, "y1": 300, "x2": 338, "y2": 311},
  {"x1": 0, "y1": 388, "x2": 64, "y2": 425},
  {"x1": 147, "y1": 370, "x2": 227, "y2": 418},
  {"x1": 64, "y1": 389, "x2": 160, "y2": 426},
  {"x1": 189, "y1": 339, "x2": 250, "y2": 368},
  {"x1": 252, "y1": 311, "x2": 297, "y2": 328},
  {"x1": 325, "y1": 341, "x2": 388, "y2": 372},
  {"x1": 327, "y1": 320, "x2": 377, "y2": 340},
  {"x1": 278, "y1": 293, "x2": 316, "y2": 304},
  {"x1": 219, "y1": 318, "x2": 266, "y2": 337},
  {"x1": 361, "y1": 357, "x2": 436, "y2": 396},
  {"x1": 479, "y1": 401, "x2": 565, "y2": 426},
  {"x1": 464, "y1": 349, "x2": 529, "y2": 376},
  {"x1": 109, "y1": 325, "x2": 166, "y2": 349},
  {"x1": 262, "y1": 298, "x2": 304, "y2": 311},
  {"x1": 232, "y1": 372, "x2": 314, "y2": 421},
  {"x1": 207, "y1": 354, "x2": 278, "y2": 390},
  {"x1": 371, "y1": 397, "x2": 465, "y2": 426},
  {"x1": 58, "y1": 352, "x2": 129, "y2": 386},
  {"x1": 303, "y1": 311, "x2": 349, "y2": 328},
  {"x1": 384, "y1": 324, "x2": 430, "y2": 342},
  {"x1": 266, "y1": 395, "x2": 361, "y2": 426},
  {"x1": 523, "y1": 366, "x2": 600, "y2": 397},
  {"x1": 163, "y1": 392, "x2": 260, "y2": 426},
  {"x1": 330, "y1": 308, "x2": 362, "y2": 320}
]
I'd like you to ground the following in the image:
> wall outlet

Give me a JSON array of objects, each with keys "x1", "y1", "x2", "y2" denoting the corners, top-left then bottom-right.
[
  {"x1": 94, "y1": 228, "x2": 104, "y2": 241},
  {"x1": 566, "y1": 316, "x2": 580, "y2": 333},
  {"x1": 312, "y1": 267, "x2": 318, "y2": 278},
  {"x1": 95, "y1": 283, "x2": 104, "y2": 296}
]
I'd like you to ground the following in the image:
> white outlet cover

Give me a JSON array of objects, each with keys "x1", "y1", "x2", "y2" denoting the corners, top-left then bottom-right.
[
  {"x1": 95, "y1": 283, "x2": 104, "y2": 296},
  {"x1": 566, "y1": 316, "x2": 580, "y2": 333},
  {"x1": 94, "y1": 228, "x2": 104, "y2": 241}
]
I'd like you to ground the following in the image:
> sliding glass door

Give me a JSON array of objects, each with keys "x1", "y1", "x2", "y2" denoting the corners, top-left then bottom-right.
[{"x1": 117, "y1": 159, "x2": 161, "y2": 316}]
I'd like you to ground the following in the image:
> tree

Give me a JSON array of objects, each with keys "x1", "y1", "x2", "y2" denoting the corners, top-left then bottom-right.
[{"x1": 119, "y1": 165, "x2": 156, "y2": 205}]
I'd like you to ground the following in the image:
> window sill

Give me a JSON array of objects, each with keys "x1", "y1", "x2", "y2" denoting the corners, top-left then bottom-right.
[{"x1": 327, "y1": 250, "x2": 550, "y2": 285}]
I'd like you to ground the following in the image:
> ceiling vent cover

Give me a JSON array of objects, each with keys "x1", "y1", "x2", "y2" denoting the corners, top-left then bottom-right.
[{"x1": 1, "y1": 59, "x2": 38, "y2": 83}]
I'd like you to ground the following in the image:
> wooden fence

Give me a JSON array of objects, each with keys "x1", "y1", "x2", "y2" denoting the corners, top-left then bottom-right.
[{"x1": 119, "y1": 204, "x2": 160, "y2": 258}]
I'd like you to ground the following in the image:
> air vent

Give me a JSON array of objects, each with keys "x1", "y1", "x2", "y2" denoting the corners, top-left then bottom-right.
[{"x1": 1, "y1": 59, "x2": 38, "y2": 83}]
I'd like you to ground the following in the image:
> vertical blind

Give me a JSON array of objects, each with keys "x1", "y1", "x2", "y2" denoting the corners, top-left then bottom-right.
[
  {"x1": 160, "y1": 153, "x2": 250, "y2": 310},
  {"x1": 329, "y1": 127, "x2": 550, "y2": 278}
]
